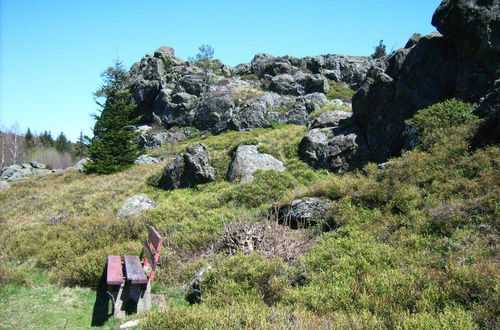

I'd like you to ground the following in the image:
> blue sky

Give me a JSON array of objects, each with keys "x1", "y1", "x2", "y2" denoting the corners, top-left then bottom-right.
[{"x1": 0, "y1": 0, "x2": 441, "y2": 141}]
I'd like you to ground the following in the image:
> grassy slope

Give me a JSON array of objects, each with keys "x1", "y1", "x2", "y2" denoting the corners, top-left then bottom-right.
[{"x1": 0, "y1": 100, "x2": 498, "y2": 329}]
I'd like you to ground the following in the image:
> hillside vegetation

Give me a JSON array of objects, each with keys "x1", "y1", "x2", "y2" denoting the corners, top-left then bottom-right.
[{"x1": 1, "y1": 99, "x2": 498, "y2": 329}]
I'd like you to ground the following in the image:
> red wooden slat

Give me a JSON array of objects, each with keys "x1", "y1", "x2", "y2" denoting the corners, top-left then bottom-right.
[
  {"x1": 148, "y1": 226, "x2": 163, "y2": 252},
  {"x1": 106, "y1": 255, "x2": 123, "y2": 285},
  {"x1": 124, "y1": 255, "x2": 148, "y2": 284}
]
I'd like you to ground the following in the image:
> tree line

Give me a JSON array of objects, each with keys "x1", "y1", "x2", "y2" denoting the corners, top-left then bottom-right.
[{"x1": 0, "y1": 125, "x2": 88, "y2": 169}]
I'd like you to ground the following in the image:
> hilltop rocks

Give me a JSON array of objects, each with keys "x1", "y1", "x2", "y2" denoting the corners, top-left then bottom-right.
[
  {"x1": 117, "y1": 194, "x2": 157, "y2": 219},
  {"x1": 127, "y1": 46, "x2": 374, "y2": 133},
  {"x1": 158, "y1": 143, "x2": 215, "y2": 190},
  {"x1": 0, "y1": 162, "x2": 55, "y2": 181},
  {"x1": 268, "y1": 73, "x2": 329, "y2": 96},
  {"x1": 272, "y1": 197, "x2": 332, "y2": 229},
  {"x1": 347, "y1": 0, "x2": 499, "y2": 165},
  {"x1": 227, "y1": 145, "x2": 285, "y2": 183}
]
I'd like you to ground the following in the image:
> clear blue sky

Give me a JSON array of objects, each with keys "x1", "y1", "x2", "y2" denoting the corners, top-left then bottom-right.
[{"x1": 0, "y1": 0, "x2": 441, "y2": 141}]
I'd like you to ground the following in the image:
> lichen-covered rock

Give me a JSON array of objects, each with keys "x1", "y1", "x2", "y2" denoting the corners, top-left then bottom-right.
[
  {"x1": 308, "y1": 110, "x2": 354, "y2": 129},
  {"x1": 158, "y1": 143, "x2": 215, "y2": 189},
  {"x1": 299, "y1": 123, "x2": 368, "y2": 173},
  {"x1": 193, "y1": 94, "x2": 234, "y2": 133},
  {"x1": 268, "y1": 73, "x2": 329, "y2": 96},
  {"x1": 272, "y1": 197, "x2": 332, "y2": 229},
  {"x1": 227, "y1": 145, "x2": 285, "y2": 183},
  {"x1": 117, "y1": 194, "x2": 157, "y2": 219}
]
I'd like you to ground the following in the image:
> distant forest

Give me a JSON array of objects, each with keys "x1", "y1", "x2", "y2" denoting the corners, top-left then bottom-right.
[{"x1": 0, "y1": 123, "x2": 87, "y2": 169}]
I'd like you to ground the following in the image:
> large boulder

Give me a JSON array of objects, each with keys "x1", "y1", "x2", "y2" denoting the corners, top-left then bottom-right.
[
  {"x1": 349, "y1": 0, "x2": 499, "y2": 165},
  {"x1": 158, "y1": 143, "x2": 215, "y2": 190},
  {"x1": 73, "y1": 158, "x2": 89, "y2": 172},
  {"x1": 272, "y1": 197, "x2": 332, "y2": 229},
  {"x1": 308, "y1": 110, "x2": 354, "y2": 129},
  {"x1": 193, "y1": 94, "x2": 235, "y2": 133},
  {"x1": 117, "y1": 194, "x2": 157, "y2": 219},
  {"x1": 227, "y1": 145, "x2": 285, "y2": 183},
  {"x1": 299, "y1": 122, "x2": 368, "y2": 173}
]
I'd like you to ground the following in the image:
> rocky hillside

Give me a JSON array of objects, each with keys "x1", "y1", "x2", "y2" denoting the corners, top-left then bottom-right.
[
  {"x1": 125, "y1": 0, "x2": 498, "y2": 174},
  {"x1": 0, "y1": 0, "x2": 498, "y2": 329}
]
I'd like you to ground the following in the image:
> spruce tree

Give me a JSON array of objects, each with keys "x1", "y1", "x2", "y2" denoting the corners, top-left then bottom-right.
[
  {"x1": 24, "y1": 128, "x2": 35, "y2": 150},
  {"x1": 84, "y1": 61, "x2": 141, "y2": 174},
  {"x1": 73, "y1": 131, "x2": 88, "y2": 158},
  {"x1": 55, "y1": 132, "x2": 70, "y2": 153}
]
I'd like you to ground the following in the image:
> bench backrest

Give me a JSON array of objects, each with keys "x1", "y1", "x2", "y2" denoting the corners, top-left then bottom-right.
[{"x1": 143, "y1": 226, "x2": 163, "y2": 282}]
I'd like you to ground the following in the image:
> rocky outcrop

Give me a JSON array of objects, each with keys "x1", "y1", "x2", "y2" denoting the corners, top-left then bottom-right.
[
  {"x1": 117, "y1": 194, "x2": 157, "y2": 219},
  {"x1": 227, "y1": 145, "x2": 285, "y2": 183},
  {"x1": 271, "y1": 197, "x2": 332, "y2": 229},
  {"x1": 348, "y1": 0, "x2": 499, "y2": 164},
  {"x1": 126, "y1": 46, "x2": 373, "y2": 134},
  {"x1": 0, "y1": 162, "x2": 57, "y2": 181},
  {"x1": 158, "y1": 143, "x2": 215, "y2": 189}
]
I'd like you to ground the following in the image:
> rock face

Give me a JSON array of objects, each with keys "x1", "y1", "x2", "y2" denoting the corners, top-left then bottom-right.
[
  {"x1": 300, "y1": 110, "x2": 368, "y2": 173},
  {"x1": 272, "y1": 197, "x2": 332, "y2": 229},
  {"x1": 0, "y1": 162, "x2": 55, "y2": 181},
  {"x1": 117, "y1": 194, "x2": 157, "y2": 219},
  {"x1": 227, "y1": 145, "x2": 285, "y2": 183},
  {"x1": 126, "y1": 46, "x2": 374, "y2": 134},
  {"x1": 158, "y1": 143, "x2": 215, "y2": 190},
  {"x1": 348, "y1": 0, "x2": 499, "y2": 164}
]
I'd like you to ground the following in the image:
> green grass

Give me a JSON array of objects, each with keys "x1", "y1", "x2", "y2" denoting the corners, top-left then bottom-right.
[{"x1": 326, "y1": 80, "x2": 355, "y2": 102}]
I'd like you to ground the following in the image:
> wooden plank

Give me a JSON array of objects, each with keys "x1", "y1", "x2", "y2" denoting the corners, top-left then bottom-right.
[
  {"x1": 143, "y1": 242, "x2": 155, "y2": 267},
  {"x1": 148, "y1": 226, "x2": 163, "y2": 251},
  {"x1": 124, "y1": 255, "x2": 148, "y2": 284},
  {"x1": 106, "y1": 255, "x2": 123, "y2": 285}
]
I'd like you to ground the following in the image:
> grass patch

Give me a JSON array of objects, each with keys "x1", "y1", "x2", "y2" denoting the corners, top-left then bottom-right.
[{"x1": 326, "y1": 80, "x2": 355, "y2": 102}]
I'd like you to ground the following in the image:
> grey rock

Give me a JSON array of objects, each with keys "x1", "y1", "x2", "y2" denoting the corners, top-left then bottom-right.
[
  {"x1": 308, "y1": 110, "x2": 354, "y2": 129},
  {"x1": 299, "y1": 123, "x2": 368, "y2": 173},
  {"x1": 305, "y1": 54, "x2": 379, "y2": 88},
  {"x1": 193, "y1": 94, "x2": 234, "y2": 133},
  {"x1": 0, "y1": 163, "x2": 53, "y2": 181},
  {"x1": 0, "y1": 180, "x2": 10, "y2": 189},
  {"x1": 158, "y1": 143, "x2": 215, "y2": 190},
  {"x1": 30, "y1": 161, "x2": 46, "y2": 169},
  {"x1": 117, "y1": 194, "x2": 157, "y2": 219},
  {"x1": 296, "y1": 93, "x2": 328, "y2": 113},
  {"x1": 232, "y1": 63, "x2": 252, "y2": 76},
  {"x1": 272, "y1": 197, "x2": 332, "y2": 229},
  {"x1": 134, "y1": 155, "x2": 162, "y2": 164},
  {"x1": 73, "y1": 158, "x2": 89, "y2": 172},
  {"x1": 151, "y1": 88, "x2": 196, "y2": 128},
  {"x1": 227, "y1": 145, "x2": 285, "y2": 183},
  {"x1": 269, "y1": 73, "x2": 329, "y2": 96},
  {"x1": 432, "y1": 0, "x2": 500, "y2": 63}
]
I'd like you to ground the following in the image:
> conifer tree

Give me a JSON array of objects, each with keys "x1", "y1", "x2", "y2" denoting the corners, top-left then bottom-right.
[
  {"x1": 24, "y1": 128, "x2": 35, "y2": 150},
  {"x1": 84, "y1": 61, "x2": 141, "y2": 174},
  {"x1": 55, "y1": 132, "x2": 71, "y2": 153},
  {"x1": 73, "y1": 131, "x2": 88, "y2": 158},
  {"x1": 39, "y1": 131, "x2": 54, "y2": 147}
]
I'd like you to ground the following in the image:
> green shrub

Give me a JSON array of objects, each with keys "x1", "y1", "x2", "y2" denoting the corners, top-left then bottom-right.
[
  {"x1": 405, "y1": 99, "x2": 477, "y2": 150},
  {"x1": 326, "y1": 81, "x2": 355, "y2": 102}
]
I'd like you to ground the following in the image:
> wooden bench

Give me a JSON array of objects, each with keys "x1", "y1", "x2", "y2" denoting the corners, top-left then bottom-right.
[{"x1": 105, "y1": 226, "x2": 163, "y2": 317}]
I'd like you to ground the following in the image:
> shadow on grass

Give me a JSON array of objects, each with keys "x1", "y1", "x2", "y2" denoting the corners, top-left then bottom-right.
[{"x1": 91, "y1": 269, "x2": 111, "y2": 327}]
